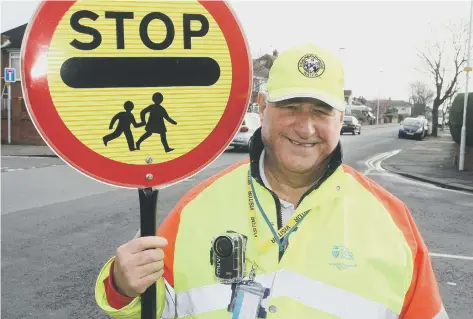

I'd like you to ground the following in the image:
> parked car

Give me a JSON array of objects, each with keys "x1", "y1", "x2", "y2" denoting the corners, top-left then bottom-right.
[
  {"x1": 416, "y1": 116, "x2": 430, "y2": 135},
  {"x1": 398, "y1": 117, "x2": 427, "y2": 140},
  {"x1": 341, "y1": 116, "x2": 361, "y2": 135},
  {"x1": 230, "y1": 113, "x2": 261, "y2": 150}
]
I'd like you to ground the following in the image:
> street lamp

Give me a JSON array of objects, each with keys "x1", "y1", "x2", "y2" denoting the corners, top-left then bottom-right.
[
  {"x1": 339, "y1": 48, "x2": 346, "y2": 72},
  {"x1": 377, "y1": 97, "x2": 380, "y2": 125},
  {"x1": 460, "y1": 0, "x2": 473, "y2": 171},
  {"x1": 339, "y1": 47, "x2": 348, "y2": 104},
  {"x1": 377, "y1": 70, "x2": 384, "y2": 125}
]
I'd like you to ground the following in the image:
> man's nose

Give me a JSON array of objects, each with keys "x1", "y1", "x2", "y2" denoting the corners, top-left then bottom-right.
[{"x1": 294, "y1": 111, "x2": 316, "y2": 138}]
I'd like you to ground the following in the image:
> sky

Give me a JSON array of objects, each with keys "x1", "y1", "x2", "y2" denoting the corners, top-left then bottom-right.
[{"x1": 1, "y1": 0, "x2": 472, "y2": 101}]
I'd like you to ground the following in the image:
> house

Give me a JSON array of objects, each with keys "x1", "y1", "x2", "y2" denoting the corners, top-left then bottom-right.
[
  {"x1": 1, "y1": 23, "x2": 45, "y2": 145},
  {"x1": 366, "y1": 98, "x2": 413, "y2": 118},
  {"x1": 392, "y1": 101, "x2": 413, "y2": 116}
]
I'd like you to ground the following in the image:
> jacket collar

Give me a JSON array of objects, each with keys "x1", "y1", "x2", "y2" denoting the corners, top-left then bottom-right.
[{"x1": 248, "y1": 127, "x2": 343, "y2": 194}]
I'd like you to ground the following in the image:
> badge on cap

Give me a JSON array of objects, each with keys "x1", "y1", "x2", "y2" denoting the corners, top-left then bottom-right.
[{"x1": 298, "y1": 54, "x2": 325, "y2": 78}]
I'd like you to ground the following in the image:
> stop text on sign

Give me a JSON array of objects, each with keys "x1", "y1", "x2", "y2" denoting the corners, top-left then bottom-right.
[{"x1": 70, "y1": 10, "x2": 209, "y2": 50}]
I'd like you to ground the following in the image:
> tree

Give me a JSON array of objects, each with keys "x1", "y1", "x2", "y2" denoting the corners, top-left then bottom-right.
[
  {"x1": 418, "y1": 21, "x2": 467, "y2": 136},
  {"x1": 353, "y1": 96, "x2": 368, "y2": 105},
  {"x1": 409, "y1": 81, "x2": 434, "y2": 117}
]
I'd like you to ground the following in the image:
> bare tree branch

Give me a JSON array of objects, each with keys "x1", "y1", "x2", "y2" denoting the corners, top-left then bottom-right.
[{"x1": 417, "y1": 20, "x2": 468, "y2": 136}]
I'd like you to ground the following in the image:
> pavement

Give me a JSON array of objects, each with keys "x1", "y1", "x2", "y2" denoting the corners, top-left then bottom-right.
[
  {"x1": 382, "y1": 129, "x2": 473, "y2": 193},
  {"x1": 1, "y1": 144, "x2": 57, "y2": 157}
]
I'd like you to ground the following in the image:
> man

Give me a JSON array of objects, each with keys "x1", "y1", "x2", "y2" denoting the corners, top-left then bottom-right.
[{"x1": 95, "y1": 43, "x2": 448, "y2": 319}]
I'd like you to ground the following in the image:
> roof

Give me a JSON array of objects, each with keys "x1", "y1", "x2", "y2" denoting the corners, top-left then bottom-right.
[
  {"x1": 392, "y1": 103, "x2": 412, "y2": 108},
  {"x1": 1, "y1": 23, "x2": 27, "y2": 49},
  {"x1": 366, "y1": 99, "x2": 412, "y2": 108},
  {"x1": 347, "y1": 104, "x2": 371, "y2": 111}
]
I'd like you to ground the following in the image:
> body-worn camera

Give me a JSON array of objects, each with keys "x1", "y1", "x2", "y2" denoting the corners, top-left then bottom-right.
[{"x1": 210, "y1": 231, "x2": 247, "y2": 284}]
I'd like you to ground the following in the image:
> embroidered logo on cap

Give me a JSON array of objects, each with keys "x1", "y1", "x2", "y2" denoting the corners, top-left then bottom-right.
[{"x1": 298, "y1": 54, "x2": 325, "y2": 78}]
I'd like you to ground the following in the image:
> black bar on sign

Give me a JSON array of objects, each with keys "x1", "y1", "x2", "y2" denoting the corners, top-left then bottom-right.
[
  {"x1": 60, "y1": 57, "x2": 221, "y2": 88},
  {"x1": 138, "y1": 187, "x2": 159, "y2": 319}
]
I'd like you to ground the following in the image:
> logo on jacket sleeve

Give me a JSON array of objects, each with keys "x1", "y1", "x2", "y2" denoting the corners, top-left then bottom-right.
[{"x1": 298, "y1": 54, "x2": 325, "y2": 78}]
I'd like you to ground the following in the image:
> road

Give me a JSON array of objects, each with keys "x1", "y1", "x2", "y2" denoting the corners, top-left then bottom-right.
[{"x1": 2, "y1": 124, "x2": 472, "y2": 319}]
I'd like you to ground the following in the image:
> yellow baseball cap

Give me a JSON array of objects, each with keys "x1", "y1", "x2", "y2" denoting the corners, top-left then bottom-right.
[{"x1": 265, "y1": 43, "x2": 346, "y2": 112}]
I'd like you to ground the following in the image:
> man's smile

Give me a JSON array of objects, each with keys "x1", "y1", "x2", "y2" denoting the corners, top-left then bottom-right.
[{"x1": 286, "y1": 137, "x2": 319, "y2": 148}]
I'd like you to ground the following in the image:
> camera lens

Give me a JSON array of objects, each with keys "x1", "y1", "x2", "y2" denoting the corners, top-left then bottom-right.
[{"x1": 214, "y1": 236, "x2": 233, "y2": 258}]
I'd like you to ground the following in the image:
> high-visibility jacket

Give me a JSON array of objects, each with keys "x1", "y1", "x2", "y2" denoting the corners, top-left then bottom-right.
[{"x1": 95, "y1": 129, "x2": 448, "y2": 319}]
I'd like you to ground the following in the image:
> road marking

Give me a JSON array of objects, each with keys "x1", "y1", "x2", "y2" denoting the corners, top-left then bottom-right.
[
  {"x1": 363, "y1": 153, "x2": 385, "y2": 175},
  {"x1": 430, "y1": 253, "x2": 473, "y2": 261},
  {"x1": 446, "y1": 282, "x2": 457, "y2": 286},
  {"x1": 1, "y1": 164, "x2": 61, "y2": 173},
  {"x1": 1, "y1": 155, "x2": 56, "y2": 159},
  {"x1": 1, "y1": 167, "x2": 24, "y2": 173},
  {"x1": 364, "y1": 151, "x2": 473, "y2": 196},
  {"x1": 364, "y1": 150, "x2": 401, "y2": 175},
  {"x1": 375, "y1": 150, "x2": 400, "y2": 171},
  {"x1": 374, "y1": 170, "x2": 473, "y2": 195}
]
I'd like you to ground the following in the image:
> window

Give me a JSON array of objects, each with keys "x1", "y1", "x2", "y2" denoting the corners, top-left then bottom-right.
[
  {"x1": 403, "y1": 118, "x2": 421, "y2": 126},
  {"x1": 9, "y1": 51, "x2": 21, "y2": 80}
]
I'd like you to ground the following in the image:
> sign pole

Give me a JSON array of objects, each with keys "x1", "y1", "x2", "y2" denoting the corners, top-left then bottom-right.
[
  {"x1": 460, "y1": 0, "x2": 473, "y2": 171},
  {"x1": 7, "y1": 83, "x2": 12, "y2": 144},
  {"x1": 138, "y1": 187, "x2": 159, "y2": 319}
]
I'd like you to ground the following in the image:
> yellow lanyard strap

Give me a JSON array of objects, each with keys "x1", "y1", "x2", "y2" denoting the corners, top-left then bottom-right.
[{"x1": 247, "y1": 169, "x2": 311, "y2": 254}]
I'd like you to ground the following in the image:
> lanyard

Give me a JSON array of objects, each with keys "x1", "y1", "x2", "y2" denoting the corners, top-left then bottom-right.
[{"x1": 247, "y1": 169, "x2": 311, "y2": 255}]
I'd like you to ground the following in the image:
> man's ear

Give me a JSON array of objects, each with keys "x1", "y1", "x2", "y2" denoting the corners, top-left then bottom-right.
[{"x1": 257, "y1": 92, "x2": 267, "y2": 120}]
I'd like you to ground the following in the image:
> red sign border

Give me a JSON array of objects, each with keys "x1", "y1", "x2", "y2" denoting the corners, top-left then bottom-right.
[{"x1": 21, "y1": 0, "x2": 252, "y2": 188}]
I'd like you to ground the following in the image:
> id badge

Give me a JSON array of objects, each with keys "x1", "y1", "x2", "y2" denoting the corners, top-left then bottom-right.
[{"x1": 228, "y1": 281, "x2": 270, "y2": 319}]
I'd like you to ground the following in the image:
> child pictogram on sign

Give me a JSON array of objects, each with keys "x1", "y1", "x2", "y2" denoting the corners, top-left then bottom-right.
[
  {"x1": 103, "y1": 101, "x2": 142, "y2": 151},
  {"x1": 136, "y1": 92, "x2": 178, "y2": 153}
]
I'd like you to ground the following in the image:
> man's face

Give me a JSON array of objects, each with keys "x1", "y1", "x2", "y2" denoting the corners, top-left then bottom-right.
[{"x1": 258, "y1": 93, "x2": 343, "y2": 174}]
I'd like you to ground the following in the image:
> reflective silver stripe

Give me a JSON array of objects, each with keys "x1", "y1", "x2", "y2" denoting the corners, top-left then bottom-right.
[
  {"x1": 174, "y1": 270, "x2": 399, "y2": 319},
  {"x1": 271, "y1": 270, "x2": 398, "y2": 319},
  {"x1": 176, "y1": 282, "x2": 231, "y2": 318},
  {"x1": 433, "y1": 304, "x2": 449, "y2": 319},
  {"x1": 176, "y1": 272, "x2": 277, "y2": 318},
  {"x1": 161, "y1": 279, "x2": 177, "y2": 319}
]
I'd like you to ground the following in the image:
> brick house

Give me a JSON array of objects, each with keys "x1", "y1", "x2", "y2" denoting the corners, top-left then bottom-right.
[{"x1": 1, "y1": 23, "x2": 45, "y2": 145}]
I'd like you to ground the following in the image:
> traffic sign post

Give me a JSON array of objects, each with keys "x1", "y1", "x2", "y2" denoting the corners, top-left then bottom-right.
[
  {"x1": 3, "y1": 68, "x2": 15, "y2": 144},
  {"x1": 7, "y1": 83, "x2": 11, "y2": 144},
  {"x1": 21, "y1": 1, "x2": 251, "y2": 318}
]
